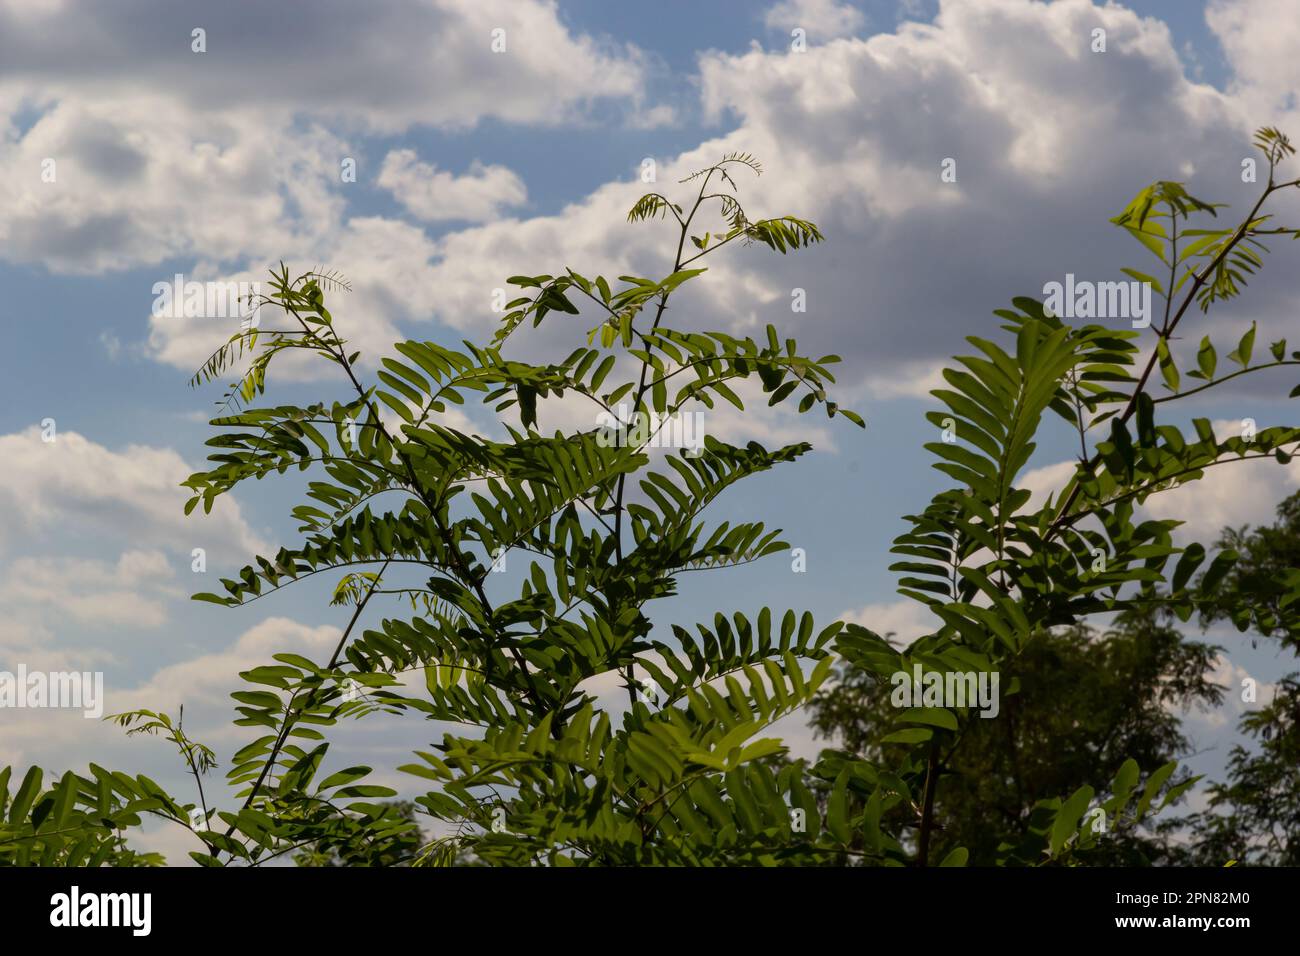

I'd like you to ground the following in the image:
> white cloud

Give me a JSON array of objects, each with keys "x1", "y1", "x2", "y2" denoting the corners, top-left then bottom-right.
[
  {"x1": 1208, "y1": 0, "x2": 1300, "y2": 123},
  {"x1": 0, "y1": 618, "x2": 109, "y2": 674},
  {"x1": 144, "y1": 222, "x2": 435, "y2": 381},
  {"x1": 0, "y1": 427, "x2": 267, "y2": 561},
  {"x1": 0, "y1": 0, "x2": 651, "y2": 133},
  {"x1": 119, "y1": 617, "x2": 339, "y2": 723},
  {"x1": 413, "y1": 0, "x2": 1282, "y2": 402},
  {"x1": 1020, "y1": 459, "x2": 1080, "y2": 512},
  {"x1": 865, "y1": 360, "x2": 946, "y2": 400},
  {"x1": 0, "y1": 0, "x2": 659, "y2": 295},
  {"x1": 627, "y1": 104, "x2": 678, "y2": 130},
  {"x1": 1179, "y1": 652, "x2": 1273, "y2": 734},
  {"x1": 0, "y1": 551, "x2": 180, "y2": 629},
  {"x1": 99, "y1": 330, "x2": 122, "y2": 360},
  {"x1": 378, "y1": 150, "x2": 527, "y2": 223},
  {"x1": 1016, "y1": 417, "x2": 1300, "y2": 546},
  {"x1": 0, "y1": 617, "x2": 338, "y2": 777},
  {"x1": 18, "y1": 0, "x2": 1295, "y2": 412},
  {"x1": 1142, "y1": 453, "x2": 1299, "y2": 544},
  {"x1": 0, "y1": 97, "x2": 348, "y2": 274},
  {"x1": 841, "y1": 598, "x2": 937, "y2": 646},
  {"x1": 765, "y1": 0, "x2": 867, "y2": 40}
]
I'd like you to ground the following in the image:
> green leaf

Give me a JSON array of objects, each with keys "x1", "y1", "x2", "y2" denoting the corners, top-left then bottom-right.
[
  {"x1": 899, "y1": 707, "x2": 958, "y2": 731},
  {"x1": 8, "y1": 767, "x2": 42, "y2": 824},
  {"x1": 938, "y1": 846, "x2": 969, "y2": 867},
  {"x1": 1195, "y1": 337, "x2": 1216, "y2": 380},
  {"x1": 826, "y1": 770, "x2": 851, "y2": 845},
  {"x1": 1172, "y1": 543, "x2": 1206, "y2": 593},
  {"x1": 317, "y1": 767, "x2": 372, "y2": 792},
  {"x1": 1050, "y1": 785, "x2": 1095, "y2": 857},
  {"x1": 1136, "y1": 762, "x2": 1177, "y2": 818},
  {"x1": 1156, "y1": 338, "x2": 1180, "y2": 392},
  {"x1": 880, "y1": 727, "x2": 933, "y2": 745},
  {"x1": 1228, "y1": 322, "x2": 1256, "y2": 368},
  {"x1": 1111, "y1": 758, "x2": 1140, "y2": 806}
]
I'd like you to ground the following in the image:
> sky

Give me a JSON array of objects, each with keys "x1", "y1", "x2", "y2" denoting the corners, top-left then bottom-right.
[{"x1": 2, "y1": 0, "x2": 1299, "y2": 862}]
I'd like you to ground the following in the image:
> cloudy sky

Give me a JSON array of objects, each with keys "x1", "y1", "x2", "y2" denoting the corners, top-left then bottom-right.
[{"x1": 3, "y1": 0, "x2": 1299, "y2": 861}]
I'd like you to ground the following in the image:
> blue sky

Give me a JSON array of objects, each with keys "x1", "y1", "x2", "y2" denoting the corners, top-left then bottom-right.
[{"x1": 2, "y1": 0, "x2": 1299, "y2": 861}]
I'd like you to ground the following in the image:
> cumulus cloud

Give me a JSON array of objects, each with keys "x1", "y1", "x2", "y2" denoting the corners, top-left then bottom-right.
[
  {"x1": 1020, "y1": 459, "x2": 1080, "y2": 511},
  {"x1": 1176, "y1": 651, "x2": 1274, "y2": 746},
  {"x1": 0, "y1": 551, "x2": 180, "y2": 629},
  {"x1": 1140, "y1": 418, "x2": 1300, "y2": 542},
  {"x1": 408, "y1": 0, "x2": 1295, "y2": 402},
  {"x1": 1207, "y1": 0, "x2": 1300, "y2": 122},
  {"x1": 0, "y1": 97, "x2": 348, "y2": 274},
  {"x1": 14, "y1": 0, "x2": 1298, "y2": 410},
  {"x1": 765, "y1": 0, "x2": 867, "y2": 40},
  {"x1": 378, "y1": 150, "x2": 528, "y2": 223},
  {"x1": 0, "y1": 0, "x2": 659, "y2": 317},
  {"x1": 143, "y1": 219, "x2": 437, "y2": 381},
  {"x1": 0, "y1": 617, "x2": 109, "y2": 674},
  {"x1": 841, "y1": 598, "x2": 938, "y2": 646},
  {"x1": 0, "y1": 0, "x2": 650, "y2": 133},
  {"x1": 0, "y1": 616, "x2": 339, "y2": 775},
  {"x1": 1016, "y1": 417, "x2": 1300, "y2": 547},
  {"x1": 119, "y1": 617, "x2": 339, "y2": 725},
  {"x1": 0, "y1": 426, "x2": 267, "y2": 561}
]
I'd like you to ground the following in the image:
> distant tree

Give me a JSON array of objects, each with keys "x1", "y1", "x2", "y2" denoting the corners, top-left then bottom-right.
[
  {"x1": 1187, "y1": 490, "x2": 1300, "y2": 864},
  {"x1": 1199, "y1": 489, "x2": 1300, "y2": 640},
  {"x1": 809, "y1": 609, "x2": 1222, "y2": 865}
]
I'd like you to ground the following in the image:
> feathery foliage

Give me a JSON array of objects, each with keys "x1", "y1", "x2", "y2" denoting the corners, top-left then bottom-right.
[{"x1": 4, "y1": 133, "x2": 1299, "y2": 867}]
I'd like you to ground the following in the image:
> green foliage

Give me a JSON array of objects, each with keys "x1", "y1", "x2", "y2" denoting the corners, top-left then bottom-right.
[
  {"x1": 1180, "y1": 491, "x2": 1300, "y2": 864},
  {"x1": 0, "y1": 766, "x2": 168, "y2": 867},
  {"x1": 4, "y1": 132, "x2": 1299, "y2": 868},
  {"x1": 809, "y1": 126, "x2": 1300, "y2": 866},
  {"x1": 811, "y1": 610, "x2": 1221, "y2": 864},
  {"x1": 1, "y1": 154, "x2": 867, "y2": 868}
]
